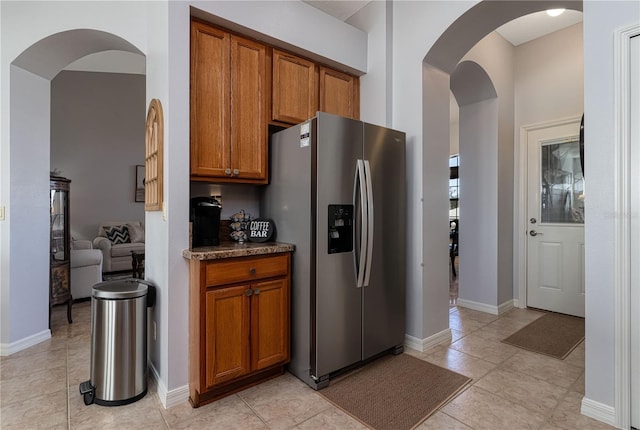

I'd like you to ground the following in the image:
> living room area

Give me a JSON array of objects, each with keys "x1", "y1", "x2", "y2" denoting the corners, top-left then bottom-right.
[{"x1": 50, "y1": 63, "x2": 147, "y2": 303}]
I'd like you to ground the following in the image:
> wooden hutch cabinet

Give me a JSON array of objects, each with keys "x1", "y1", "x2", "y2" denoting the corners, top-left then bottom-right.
[{"x1": 50, "y1": 176, "x2": 72, "y2": 326}]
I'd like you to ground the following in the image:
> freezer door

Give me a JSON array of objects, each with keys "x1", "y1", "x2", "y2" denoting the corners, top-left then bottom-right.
[
  {"x1": 312, "y1": 112, "x2": 364, "y2": 379},
  {"x1": 362, "y1": 123, "x2": 406, "y2": 359}
]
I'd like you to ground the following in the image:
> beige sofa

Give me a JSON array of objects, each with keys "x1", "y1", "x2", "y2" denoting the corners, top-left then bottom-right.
[
  {"x1": 70, "y1": 239, "x2": 103, "y2": 299},
  {"x1": 93, "y1": 221, "x2": 145, "y2": 273}
]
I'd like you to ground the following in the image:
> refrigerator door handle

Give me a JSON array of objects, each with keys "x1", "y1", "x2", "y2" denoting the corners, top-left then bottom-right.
[
  {"x1": 363, "y1": 160, "x2": 374, "y2": 288},
  {"x1": 353, "y1": 159, "x2": 368, "y2": 288}
]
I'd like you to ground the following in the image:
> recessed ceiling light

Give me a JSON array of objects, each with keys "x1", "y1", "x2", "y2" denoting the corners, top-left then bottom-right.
[{"x1": 546, "y1": 8, "x2": 566, "y2": 17}]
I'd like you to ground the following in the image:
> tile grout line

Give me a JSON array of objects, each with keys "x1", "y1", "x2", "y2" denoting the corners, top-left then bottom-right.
[{"x1": 237, "y1": 393, "x2": 272, "y2": 428}]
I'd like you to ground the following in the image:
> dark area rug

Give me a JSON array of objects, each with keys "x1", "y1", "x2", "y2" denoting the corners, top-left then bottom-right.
[
  {"x1": 319, "y1": 354, "x2": 471, "y2": 430},
  {"x1": 502, "y1": 312, "x2": 585, "y2": 359}
]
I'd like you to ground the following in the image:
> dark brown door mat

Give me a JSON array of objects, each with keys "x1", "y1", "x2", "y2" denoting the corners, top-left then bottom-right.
[
  {"x1": 501, "y1": 312, "x2": 584, "y2": 359},
  {"x1": 319, "y1": 353, "x2": 472, "y2": 430}
]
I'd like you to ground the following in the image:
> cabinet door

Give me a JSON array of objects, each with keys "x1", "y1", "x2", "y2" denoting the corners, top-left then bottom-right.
[
  {"x1": 319, "y1": 66, "x2": 359, "y2": 120},
  {"x1": 205, "y1": 285, "x2": 251, "y2": 387},
  {"x1": 230, "y1": 35, "x2": 267, "y2": 182},
  {"x1": 190, "y1": 21, "x2": 231, "y2": 177},
  {"x1": 250, "y1": 278, "x2": 290, "y2": 371},
  {"x1": 272, "y1": 50, "x2": 317, "y2": 124}
]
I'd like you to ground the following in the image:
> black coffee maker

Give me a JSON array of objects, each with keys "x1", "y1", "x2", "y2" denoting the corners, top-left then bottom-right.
[{"x1": 190, "y1": 197, "x2": 222, "y2": 247}]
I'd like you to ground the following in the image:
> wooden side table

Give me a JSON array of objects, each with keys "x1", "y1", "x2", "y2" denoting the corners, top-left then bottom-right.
[{"x1": 131, "y1": 251, "x2": 145, "y2": 279}]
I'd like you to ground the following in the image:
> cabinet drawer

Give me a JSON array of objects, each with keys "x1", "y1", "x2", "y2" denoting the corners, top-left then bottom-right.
[{"x1": 206, "y1": 254, "x2": 288, "y2": 287}]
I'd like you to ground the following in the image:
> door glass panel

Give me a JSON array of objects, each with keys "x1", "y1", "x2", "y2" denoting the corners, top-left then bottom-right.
[
  {"x1": 540, "y1": 140, "x2": 584, "y2": 223},
  {"x1": 51, "y1": 189, "x2": 67, "y2": 260}
]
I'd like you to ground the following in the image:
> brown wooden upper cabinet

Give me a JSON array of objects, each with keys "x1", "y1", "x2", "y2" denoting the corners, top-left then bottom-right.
[
  {"x1": 190, "y1": 20, "x2": 268, "y2": 184},
  {"x1": 319, "y1": 66, "x2": 360, "y2": 120},
  {"x1": 272, "y1": 50, "x2": 318, "y2": 124}
]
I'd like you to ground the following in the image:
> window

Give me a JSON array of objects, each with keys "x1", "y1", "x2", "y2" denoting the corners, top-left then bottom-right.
[{"x1": 449, "y1": 155, "x2": 459, "y2": 221}]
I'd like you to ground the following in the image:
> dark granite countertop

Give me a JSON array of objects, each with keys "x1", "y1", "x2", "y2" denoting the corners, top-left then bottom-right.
[{"x1": 182, "y1": 241, "x2": 295, "y2": 261}]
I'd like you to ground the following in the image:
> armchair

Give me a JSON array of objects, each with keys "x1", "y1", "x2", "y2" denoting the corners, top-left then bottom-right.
[{"x1": 70, "y1": 240, "x2": 102, "y2": 299}]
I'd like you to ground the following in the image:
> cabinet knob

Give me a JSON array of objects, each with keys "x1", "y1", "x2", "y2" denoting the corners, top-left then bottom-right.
[
  {"x1": 225, "y1": 168, "x2": 232, "y2": 175},
  {"x1": 249, "y1": 267, "x2": 256, "y2": 275},
  {"x1": 245, "y1": 288, "x2": 253, "y2": 296},
  {"x1": 253, "y1": 288, "x2": 260, "y2": 295},
  {"x1": 233, "y1": 169, "x2": 240, "y2": 175}
]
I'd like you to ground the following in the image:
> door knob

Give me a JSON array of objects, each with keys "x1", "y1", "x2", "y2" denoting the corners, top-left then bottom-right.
[
  {"x1": 225, "y1": 168, "x2": 232, "y2": 176},
  {"x1": 529, "y1": 230, "x2": 543, "y2": 236},
  {"x1": 233, "y1": 169, "x2": 240, "y2": 175}
]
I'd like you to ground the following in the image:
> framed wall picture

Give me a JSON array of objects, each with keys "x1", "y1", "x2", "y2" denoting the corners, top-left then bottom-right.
[{"x1": 135, "y1": 165, "x2": 145, "y2": 202}]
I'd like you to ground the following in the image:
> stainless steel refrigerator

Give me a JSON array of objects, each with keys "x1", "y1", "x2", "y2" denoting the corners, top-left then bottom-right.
[{"x1": 261, "y1": 112, "x2": 406, "y2": 389}]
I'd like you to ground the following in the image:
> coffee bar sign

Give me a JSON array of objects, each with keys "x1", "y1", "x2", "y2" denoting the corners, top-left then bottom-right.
[{"x1": 248, "y1": 219, "x2": 275, "y2": 242}]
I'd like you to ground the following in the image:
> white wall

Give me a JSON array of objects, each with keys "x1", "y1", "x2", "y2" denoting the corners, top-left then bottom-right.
[
  {"x1": 5, "y1": 66, "x2": 51, "y2": 349},
  {"x1": 583, "y1": 0, "x2": 639, "y2": 413},
  {"x1": 391, "y1": 0, "x2": 478, "y2": 342},
  {"x1": 458, "y1": 97, "x2": 499, "y2": 307},
  {"x1": 348, "y1": 0, "x2": 391, "y2": 127},
  {"x1": 51, "y1": 71, "x2": 145, "y2": 240},
  {"x1": 454, "y1": 32, "x2": 515, "y2": 311},
  {"x1": 458, "y1": 98, "x2": 500, "y2": 306},
  {"x1": 462, "y1": 33, "x2": 516, "y2": 308},
  {"x1": 515, "y1": 23, "x2": 584, "y2": 127}
]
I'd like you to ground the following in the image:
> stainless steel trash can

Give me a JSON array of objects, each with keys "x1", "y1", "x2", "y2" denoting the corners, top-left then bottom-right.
[{"x1": 79, "y1": 279, "x2": 155, "y2": 406}]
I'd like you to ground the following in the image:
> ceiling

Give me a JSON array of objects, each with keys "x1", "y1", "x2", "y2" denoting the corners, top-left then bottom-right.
[{"x1": 303, "y1": 1, "x2": 583, "y2": 46}]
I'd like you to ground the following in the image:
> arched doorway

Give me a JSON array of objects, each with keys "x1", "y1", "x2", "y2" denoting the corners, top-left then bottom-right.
[
  {"x1": 421, "y1": 1, "x2": 583, "y2": 318},
  {"x1": 3, "y1": 29, "x2": 145, "y2": 354},
  {"x1": 450, "y1": 60, "x2": 498, "y2": 309}
]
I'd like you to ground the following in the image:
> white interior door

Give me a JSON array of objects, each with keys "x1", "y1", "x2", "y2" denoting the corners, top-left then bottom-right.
[{"x1": 526, "y1": 122, "x2": 585, "y2": 317}]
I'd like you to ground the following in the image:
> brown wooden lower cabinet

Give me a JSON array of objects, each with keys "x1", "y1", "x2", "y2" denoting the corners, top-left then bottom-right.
[{"x1": 189, "y1": 253, "x2": 291, "y2": 407}]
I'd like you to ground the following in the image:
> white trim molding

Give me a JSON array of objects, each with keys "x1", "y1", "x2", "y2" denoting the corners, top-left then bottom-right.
[
  {"x1": 150, "y1": 362, "x2": 189, "y2": 409},
  {"x1": 0, "y1": 329, "x2": 51, "y2": 356},
  {"x1": 612, "y1": 22, "x2": 640, "y2": 430},
  {"x1": 456, "y1": 298, "x2": 514, "y2": 315},
  {"x1": 581, "y1": 397, "x2": 616, "y2": 427},
  {"x1": 404, "y1": 328, "x2": 451, "y2": 352}
]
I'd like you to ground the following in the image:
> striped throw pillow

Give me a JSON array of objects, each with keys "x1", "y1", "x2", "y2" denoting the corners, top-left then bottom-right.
[{"x1": 103, "y1": 225, "x2": 130, "y2": 245}]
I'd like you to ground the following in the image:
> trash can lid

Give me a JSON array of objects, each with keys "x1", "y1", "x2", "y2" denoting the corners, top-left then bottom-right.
[{"x1": 92, "y1": 279, "x2": 148, "y2": 300}]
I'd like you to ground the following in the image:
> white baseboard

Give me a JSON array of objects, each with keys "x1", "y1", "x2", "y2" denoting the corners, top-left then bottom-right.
[
  {"x1": 456, "y1": 298, "x2": 515, "y2": 315},
  {"x1": 581, "y1": 396, "x2": 616, "y2": 427},
  {"x1": 0, "y1": 329, "x2": 51, "y2": 356},
  {"x1": 405, "y1": 328, "x2": 451, "y2": 352},
  {"x1": 498, "y1": 299, "x2": 515, "y2": 314},
  {"x1": 149, "y1": 362, "x2": 190, "y2": 409},
  {"x1": 456, "y1": 299, "x2": 499, "y2": 315}
]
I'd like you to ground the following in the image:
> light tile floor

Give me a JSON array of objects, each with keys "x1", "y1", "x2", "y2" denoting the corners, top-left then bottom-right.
[{"x1": 0, "y1": 300, "x2": 615, "y2": 430}]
